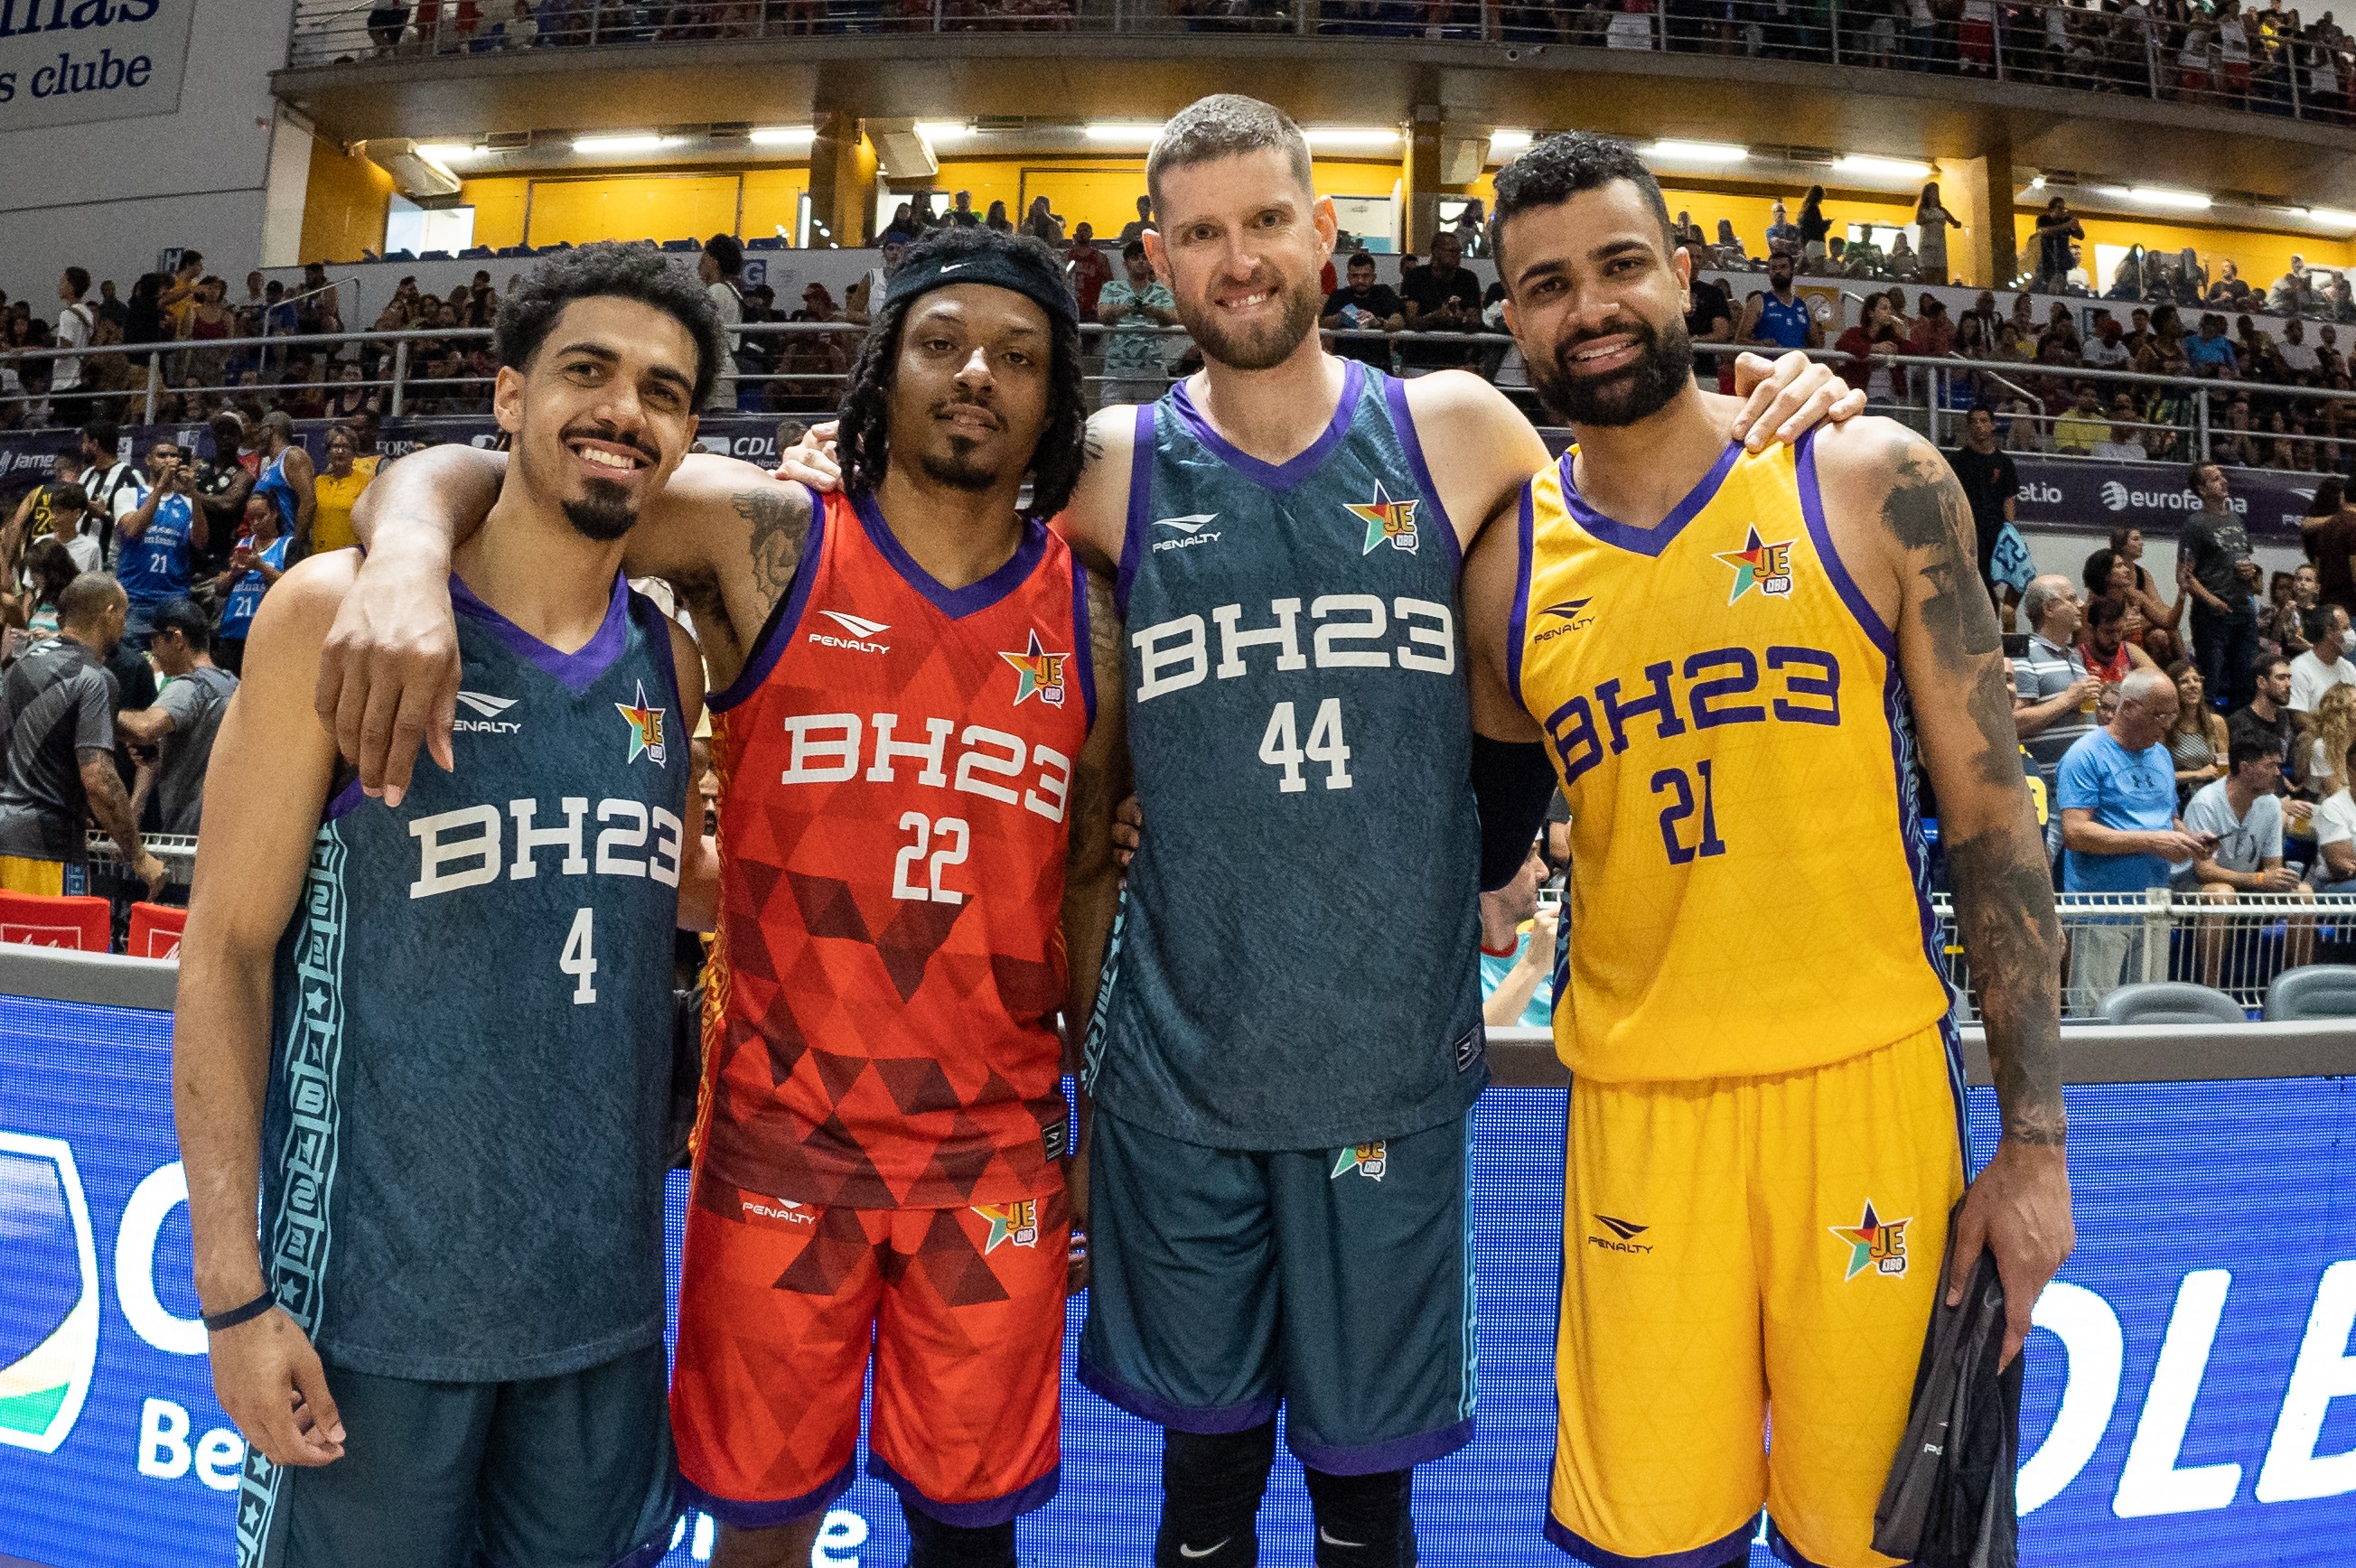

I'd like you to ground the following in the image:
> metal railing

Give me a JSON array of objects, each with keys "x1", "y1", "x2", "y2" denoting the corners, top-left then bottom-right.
[
  {"x1": 283, "y1": 0, "x2": 2356, "y2": 133},
  {"x1": 1934, "y1": 889, "x2": 2356, "y2": 1021},
  {"x1": 8, "y1": 322, "x2": 2356, "y2": 479}
]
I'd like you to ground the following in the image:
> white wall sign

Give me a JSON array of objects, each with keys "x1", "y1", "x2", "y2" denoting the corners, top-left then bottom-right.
[{"x1": 0, "y1": 0, "x2": 199, "y2": 134}]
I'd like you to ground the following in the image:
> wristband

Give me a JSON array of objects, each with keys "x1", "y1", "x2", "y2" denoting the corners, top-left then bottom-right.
[{"x1": 201, "y1": 1290, "x2": 278, "y2": 1333}]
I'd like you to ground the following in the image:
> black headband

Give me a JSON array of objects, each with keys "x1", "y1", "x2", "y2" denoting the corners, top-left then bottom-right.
[{"x1": 882, "y1": 247, "x2": 1077, "y2": 333}]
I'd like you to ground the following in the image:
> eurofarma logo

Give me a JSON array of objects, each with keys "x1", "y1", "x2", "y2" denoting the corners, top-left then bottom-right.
[{"x1": 0, "y1": 1132, "x2": 100, "y2": 1455}]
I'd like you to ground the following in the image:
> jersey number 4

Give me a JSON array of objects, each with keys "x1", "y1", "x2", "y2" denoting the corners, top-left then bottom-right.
[
  {"x1": 562, "y1": 907, "x2": 598, "y2": 1004},
  {"x1": 1260, "y1": 698, "x2": 1353, "y2": 793}
]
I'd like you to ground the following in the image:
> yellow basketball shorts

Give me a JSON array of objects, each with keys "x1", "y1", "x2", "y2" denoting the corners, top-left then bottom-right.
[
  {"x1": 1547, "y1": 1022, "x2": 1967, "y2": 1568},
  {"x1": 0, "y1": 855, "x2": 66, "y2": 896}
]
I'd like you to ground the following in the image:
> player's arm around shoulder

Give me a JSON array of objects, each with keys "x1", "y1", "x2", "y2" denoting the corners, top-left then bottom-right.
[
  {"x1": 637, "y1": 450, "x2": 815, "y2": 616},
  {"x1": 664, "y1": 615, "x2": 718, "y2": 934},
  {"x1": 175, "y1": 551, "x2": 356, "y2": 1471},
  {"x1": 1061, "y1": 565, "x2": 1131, "y2": 1034},
  {"x1": 1400, "y1": 369, "x2": 1551, "y2": 556},
  {"x1": 1053, "y1": 403, "x2": 1142, "y2": 577}
]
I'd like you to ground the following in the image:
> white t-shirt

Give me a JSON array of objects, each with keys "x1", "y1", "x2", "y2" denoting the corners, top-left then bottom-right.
[
  {"x1": 2290, "y1": 649, "x2": 2356, "y2": 713},
  {"x1": 704, "y1": 279, "x2": 742, "y2": 409},
  {"x1": 2083, "y1": 339, "x2": 2129, "y2": 369},
  {"x1": 2219, "y1": 17, "x2": 2248, "y2": 61},
  {"x1": 2314, "y1": 788, "x2": 2356, "y2": 848},
  {"x1": 2179, "y1": 779, "x2": 2283, "y2": 878},
  {"x1": 51, "y1": 302, "x2": 92, "y2": 391},
  {"x1": 2090, "y1": 439, "x2": 2147, "y2": 461},
  {"x1": 2281, "y1": 341, "x2": 2321, "y2": 373}
]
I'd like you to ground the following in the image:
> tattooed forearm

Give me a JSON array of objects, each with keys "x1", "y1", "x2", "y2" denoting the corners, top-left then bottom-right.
[
  {"x1": 1882, "y1": 449, "x2": 2003, "y2": 668},
  {"x1": 732, "y1": 486, "x2": 813, "y2": 613},
  {"x1": 1948, "y1": 826, "x2": 2068, "y2": 1146}
]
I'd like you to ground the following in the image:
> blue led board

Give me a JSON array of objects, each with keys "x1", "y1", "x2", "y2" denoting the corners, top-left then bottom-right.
[{"x1": 3, "y1": 994, "x2": 2352, "y2": 1565}]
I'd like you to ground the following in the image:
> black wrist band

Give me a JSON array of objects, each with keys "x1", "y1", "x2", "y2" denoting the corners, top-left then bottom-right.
[{"x1": 201, "y1": 1290, "x2": 277, "y2": 1333}]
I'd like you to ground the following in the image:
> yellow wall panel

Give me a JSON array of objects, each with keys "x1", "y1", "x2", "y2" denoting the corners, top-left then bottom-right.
[
  {"x1": 524, "y1": 174, "x2": 743, "y2": 248},
  {"x1": 299, "y1": 137, "x2": 395, "y2": 267},
  {"x1": 921, "y1": 154, "x2": 1403, "y2": 238},
  {"x1": 461, "y1": 177, "x2": 531, "y2": 251},
  {"x1": 741, "y1": 168, "x2": 810, "y2": 243}
]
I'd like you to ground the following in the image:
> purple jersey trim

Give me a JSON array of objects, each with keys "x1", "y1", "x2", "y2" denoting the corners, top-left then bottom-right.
[
  {"x1": 1544, "y1": 1516, "x2": 1757, "y2": 1568},
  {"x1": 1116, "y1": 399, "x2": 1155, "y2": 616},
  {"x1": 1070, "y1": 554, "x2": 1099, "y2": 733},
  {"x1": 1766, "y1": 1517, "x2": 1838, "y2": 1568},
  {"x1": 625, "y1": 588, "x2": 682, "y2": 719},
  {"x1": 706, "y1": 488, "x2": 827, "y2": 714},
  {"x1": 1795, "y1": 428, "x2": 1897, "y2": 658},
  {"x1": 450, "y1": 569, "x2": 630, "y2": 695},
  {"x1": 674, "y1": 1460, "x2": 855, "y2": 1529},
  {"x1": 1557, "y1": 438, "x2": 1743, "y2": 559},
  {"x1": 323, "y1": 775, "x2": 366, "y2": 822},
  {"x1": 867, "y1": 1452, "x2": 1061, "y2": 1527},
  {"x1": 1287, "y1": 1414, "x2": 1473, "y2": 1475},
  {"x1": 1380, "y1": 370, "x2": 1460, "y2": 568},
  {"x1": 1076, "y1": 1357, "x2": 1280, "y2": 1434},
  {"x1": 1508, "y1": 481, "x2": 1535, "y2": 714},
  {"x1": 1168, "y1": 358, "x2": 1365, "y2": 492},
  {"x1": 853, "y1": 487, "x2": 1047, "y2": 621}
]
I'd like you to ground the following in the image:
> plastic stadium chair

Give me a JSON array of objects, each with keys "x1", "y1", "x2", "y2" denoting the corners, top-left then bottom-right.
[
  {"x1": 496, "y1": 245, "x2": 535, "y2": 257},
  {"x1": 662, "y1": 238, "x2": 701, "y2": 252},
  {"x1": 459, "y1": 246, "x2": 495, "y2": 259},
  {"x1": 2098, "y1": 982, "x2": 2248, "y2": 1026},
  {"x1": 417, "y1": 250, "x2": 453, "y2": 261},
  {"x1": 747, "y1": 236, "x2": 787, "y2": 251},
  {"x1": 2263, "y1": 965, "x2": 2356, "y2": 1021},
  {"x1": 126, "y1": 902, "x2": 188, "y2": 960},
  {"x1": 0, "y1": 890, "x2": 111, "y2": 951}
]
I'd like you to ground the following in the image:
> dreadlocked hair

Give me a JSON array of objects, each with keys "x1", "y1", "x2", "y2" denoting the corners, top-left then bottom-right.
[{"x1": 833, "y1": 228, "x2": 1089, "y2": 520}]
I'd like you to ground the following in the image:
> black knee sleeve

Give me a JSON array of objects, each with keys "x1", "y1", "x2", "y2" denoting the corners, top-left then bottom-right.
[
  {"x1": 1302, "y1": 1466, "x2": 1416, "y2": 1568},
  {"x1": 901, "y1": 1501, "x2": 1016, "y2": 1568},
  {"x1": 1154, "y1": 1422, "x2": 1278, "y2": 1568}
]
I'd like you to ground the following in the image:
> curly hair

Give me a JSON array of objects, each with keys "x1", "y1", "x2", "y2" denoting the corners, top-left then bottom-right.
[
  {"x1": 1489, "y1": 130, "x2": 1674, "y2": 287},
  {"x1": 833, "y1": 228, "x2": 1089, "y2": 521},
  {"x1": 492, "y1": 242, "x2": 727, "y2": 410}
]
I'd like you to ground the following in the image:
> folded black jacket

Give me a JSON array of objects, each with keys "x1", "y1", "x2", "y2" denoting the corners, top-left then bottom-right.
[{"x1": 1871, "y1": 1210, "x2": 2024, "y2": 1568}]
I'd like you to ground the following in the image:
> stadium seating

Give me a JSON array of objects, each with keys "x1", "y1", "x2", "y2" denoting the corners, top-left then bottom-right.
[
  {"x1": 2262, "y1": 964, "x2": 2356, "y2": 1020},
  {"x1": 126, "y1": 902, "x2": 189, "y2": 961},
  {"x1": 2098, "y1": 981, "x2": 2248, "y2": 1026}
]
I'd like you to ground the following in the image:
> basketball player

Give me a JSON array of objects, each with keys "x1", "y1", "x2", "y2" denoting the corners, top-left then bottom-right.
[
  {"x1": 1465, "y1": 133, "x2": 2072, "y2": 1568},
  {"x1": 175, "y1": 247, "x2": 721, "y2": 1567},
  {"x1": 325, "y1": 227, "x2": 1127, "y2": 1568},
  {"x1": 763, "y1": 96, "x2": 1866, "y2": 1567}
]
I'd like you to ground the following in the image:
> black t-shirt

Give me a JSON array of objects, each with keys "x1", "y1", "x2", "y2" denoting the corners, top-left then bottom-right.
[
  {"x1": 1323, "y1": 284, "x2": 1406, "y2": 367},
  {"x1": 2180, "y1": 508, "x2": 2253, "y2": 604},
  {"x1": 1687, "y1": 276, "x2": 1733, "y2": 339},
  {"x1": 1401, "y1": 265, "x2": 1483, "y2": 325},
  {"x1": 2228, "y1": 703, "x2": 2295, "y2": 767},
  {"x1": 1946, "y1": 445, "x2": 2019, "y2": 581}
]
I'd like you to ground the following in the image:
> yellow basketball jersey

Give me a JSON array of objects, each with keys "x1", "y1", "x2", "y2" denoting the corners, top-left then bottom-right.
[{"x1": 1512, "y1": 434, "x2": 1951, "y2": 1083}]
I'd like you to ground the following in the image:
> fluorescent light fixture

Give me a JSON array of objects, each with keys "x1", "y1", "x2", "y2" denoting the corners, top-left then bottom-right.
[
  {"x1": 2028, "y1": 175, "x2": 2046, "y2": 190},
  {"x1": 1304, "y1": 126, "x2": 1399, "y2": 148},
  {"x1": 1488, "y1": 129, "x2": 1532, "y2": 156},
  {"x1": 914, "y1": 121, "x2": 970, "y2": 141},
  {"x1": 2303, "y1": 207, "x2": 2356, "y2": 228},
  {"x1": 1834, "y1": 154, "x2": 1933, "y2": 179},
  {"x1": 1083, "y1": 122, "x2": 1163, "y2": 141},
  {"x1": 1645, "y1": 140, "x2": 1748, "y2": 163},
  {"x1": 415, "y1": 142, "x2": 475, "y2": 163},
  {"x1": 572, "y1": 134, "x2": 675, "y2": 154},
  {"x1": 2124, "y1": 185, "x2": 2211, "y2": 210},
  {"x1": 749, "y1": 126, "x2": 814, "y2": 146}
]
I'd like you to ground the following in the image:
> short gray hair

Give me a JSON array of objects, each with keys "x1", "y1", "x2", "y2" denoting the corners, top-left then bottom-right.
[
  {"x1": 1146, "y1": 95, "x2": 1314, "y2": 214},
  {"x1": 2020, "y1": 574, "x2": 2073, "y2": 633},
  {"x1": 2118, "y1": 667, "x2": 2175, "y2": 711}
]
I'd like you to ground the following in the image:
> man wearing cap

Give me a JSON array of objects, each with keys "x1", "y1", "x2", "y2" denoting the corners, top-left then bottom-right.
[{"x1": 328, "y1": 225, "x2": 1127, "y2": 1568}]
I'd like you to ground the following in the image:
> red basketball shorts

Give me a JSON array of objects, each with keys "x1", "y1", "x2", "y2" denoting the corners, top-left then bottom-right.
[{"x1": 670, "y1": 1177, "x2": 1068, "y2": 1528}]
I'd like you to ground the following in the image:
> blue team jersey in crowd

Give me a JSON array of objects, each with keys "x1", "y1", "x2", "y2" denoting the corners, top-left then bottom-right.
[
  {"x1": 116, "y1": 490, "x2": 197, "y2": 606},
  {"x1": 1084, "y1": 359, "x2": 1485, "y2": 1150},
  {"x1": 257, "y1": 574, "x2": 689, "y2": 1386},
  {"x1": 216, "y1": 536, "x2": 287, "y2": 640},
  {"x1": 1757, "y1": 292, "x2": 1814, "y2": 349},
  {"x1": 253, "y1": 450, "x2": 301, "y2": 537}
]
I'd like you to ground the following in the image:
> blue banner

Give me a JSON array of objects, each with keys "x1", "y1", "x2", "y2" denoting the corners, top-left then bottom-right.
[{"x1": 2, "y1": 996, "x2": 2352, "y2": 1565}]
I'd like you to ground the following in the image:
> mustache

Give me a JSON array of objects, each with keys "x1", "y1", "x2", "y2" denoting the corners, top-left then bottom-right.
[
  {"x1": 931, "y1": 397, "x2": 1003, "y2": 432},
  {"x1": 1554, "y1": 319, "x2": 1656, "y2": 376},
  {"x1": 560, "y1": 420, "x2": 658, "y2": 464}
]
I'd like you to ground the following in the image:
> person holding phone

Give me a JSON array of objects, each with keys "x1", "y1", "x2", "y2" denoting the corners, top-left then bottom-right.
[
  {"x1": 210, "y1": 494, "x2": 286, "y2": 676},
  {"x1": 117, "y1": 441, "x2": 210, "y2": 654}
]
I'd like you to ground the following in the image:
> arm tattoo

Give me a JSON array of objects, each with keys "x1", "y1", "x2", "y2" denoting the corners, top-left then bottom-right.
[
  {"x1": 731, "y1": 487, "x2": 813, "y2": 617},
  {"x1": 1882, "y1": 436, "x2": 2067, "y2": 1147}
]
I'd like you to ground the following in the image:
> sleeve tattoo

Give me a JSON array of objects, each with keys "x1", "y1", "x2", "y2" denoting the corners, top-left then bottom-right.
[
  {"x1": 1882, "y1": 443, "x2": 2068, "y2": 1147},
  {"x1": 732, "y1": 487, "x2": 814, "y2": 617}
]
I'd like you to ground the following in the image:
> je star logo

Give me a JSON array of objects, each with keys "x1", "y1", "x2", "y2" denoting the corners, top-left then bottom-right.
[
  {"x1": 1345, "y1": 481, "x2": 1421, "y2": 555},
  {"x1": 1829, "y1": 1199, "x2": 1911, "y2": 1281},
  {"x1": 974, "y1": 1200, "x2": 1039, "y2": 1253},
  {"x1": 999, "y1": 630, "x2": 1069, "y2": 707},
  {"x1": 1713, "y1": 527, "x2": 1797, "y2": 604},
  {"x1": 613, "y1": 682, "x2": 667, "y2": 765}
]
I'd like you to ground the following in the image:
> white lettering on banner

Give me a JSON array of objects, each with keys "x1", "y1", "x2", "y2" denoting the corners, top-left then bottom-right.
[
  {"x1": 2115, "y1": 1270, "x2": 2242, "y2": 1517},
  {"x1": 0, "y1": 0, "x2": 195, "y2": 135},
  {"x1": 814, "y1": 1508, "x2": 872, "y2": 1568},
  {"x1": 193, "y1": 1426, "x2": 243, "y2": 1490},
  {"x1": 2017, "y1": 1282, "x2": 2125, "y2": 1515},
  {"x1": 2255, "y1": 1259, "x2": 2356, "y2": 1504},
  {"x1": 135, "y1": 1398, "x2": 242, "y2": 1491},
  {"x1": 115, "y1": 1162, "x2": 203, "y2": 1356}
]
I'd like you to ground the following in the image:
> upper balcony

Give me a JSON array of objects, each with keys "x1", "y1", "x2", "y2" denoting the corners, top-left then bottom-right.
[{"x1": 273, "y1": 0, "x2": 2356, "y2": 210}]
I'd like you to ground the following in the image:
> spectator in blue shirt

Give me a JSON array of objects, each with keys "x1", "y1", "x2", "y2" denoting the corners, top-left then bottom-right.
[
  {"x1": 114, "y1": 440, "x2": 208, "y2": 652},
  {"x1": 210, "y1": 493, "x2": 286, "y2": 676},
  {"x1": 2186, "y1": 313, "x2": 2239, "y2": 373},
  {"x1": 1479, "y1": 838, "x2": 1560, "y2": 1028},
  {"x1": 2058, "y1": 667, "x2": 2216, "y2": 1000}
]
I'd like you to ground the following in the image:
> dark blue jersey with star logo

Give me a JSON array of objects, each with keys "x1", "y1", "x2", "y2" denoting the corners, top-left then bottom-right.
[
  {"x1": 258, "y1": 573, "x2": 690, "y2": 1383},
  {"x1": 1086, "y1": 359, "x2": 1484, "y2": 1150}
]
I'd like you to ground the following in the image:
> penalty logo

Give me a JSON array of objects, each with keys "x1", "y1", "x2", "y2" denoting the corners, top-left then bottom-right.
[
  {"x1": 613, "y1": 682, "x2": 668, "y2": 766},
  {"x1": 1830, "y1": 1199, "x2": 1911, "y2": 1280},
  {"x1": 975, "y1": 1199, "x2": 1040, "y2": 1253},
  {"x1": 1331, "y1": 1141, "x2": 1388, "y2": 1181},
  {"x1": 0, "y1": 1133, "x2": 100, "y2": 1454},
  {"x1": 1345, "y1": 482, "x2": 1420, "y2": 556}
]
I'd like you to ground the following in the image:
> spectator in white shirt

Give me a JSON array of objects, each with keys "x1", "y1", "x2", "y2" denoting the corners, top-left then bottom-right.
[
  {"x1": 2289, "y1": 606, "x2": 2356, "y2": 729},
  {"x1": 698, "y1": 234, "x2": 744, "y2": 411},
  {"x1": 2081, "y1": 313, "x2": 2130, "y2": 369},
  {"x1": 2312, "y1": 772, "x2": 2356, "y2": 892},
  {"x1": 2089, "y1": 394, "x2": 2149, "y2": 462},
  {"x1": 2180, "y1": 723, "x2": 2316, "y2": 973},
  {"x1": 2279, "y1": 318, "x2": 2321, "y2": 377},
  {"x1": 49, "y1": 266, "x2": 95, "y2": 428}
]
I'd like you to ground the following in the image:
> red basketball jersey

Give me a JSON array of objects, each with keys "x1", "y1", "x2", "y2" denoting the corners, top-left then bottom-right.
[{"x1": 697, "y1": 487, "x2": 1095, "y2": 1210}]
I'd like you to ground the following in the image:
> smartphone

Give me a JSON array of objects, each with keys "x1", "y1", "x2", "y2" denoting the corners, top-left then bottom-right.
[{"x1": 1538, "y1": 887, "x2": 1563, "y2": 910}]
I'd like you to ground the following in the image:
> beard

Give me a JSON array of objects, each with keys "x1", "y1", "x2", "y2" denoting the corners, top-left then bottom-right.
[
  {"x1": 1177, "y1": 270, "x2": 1323, "y2": 372},
  {"x1": 1527, "y1": 313, "x2": 1696, "y2": 428},
  {"x1": 562, "y1": 481, "x2": 638, "y2": 541},
  {"x1": 914, "y1": 398, "x2": 1014, "y2": 493}
]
